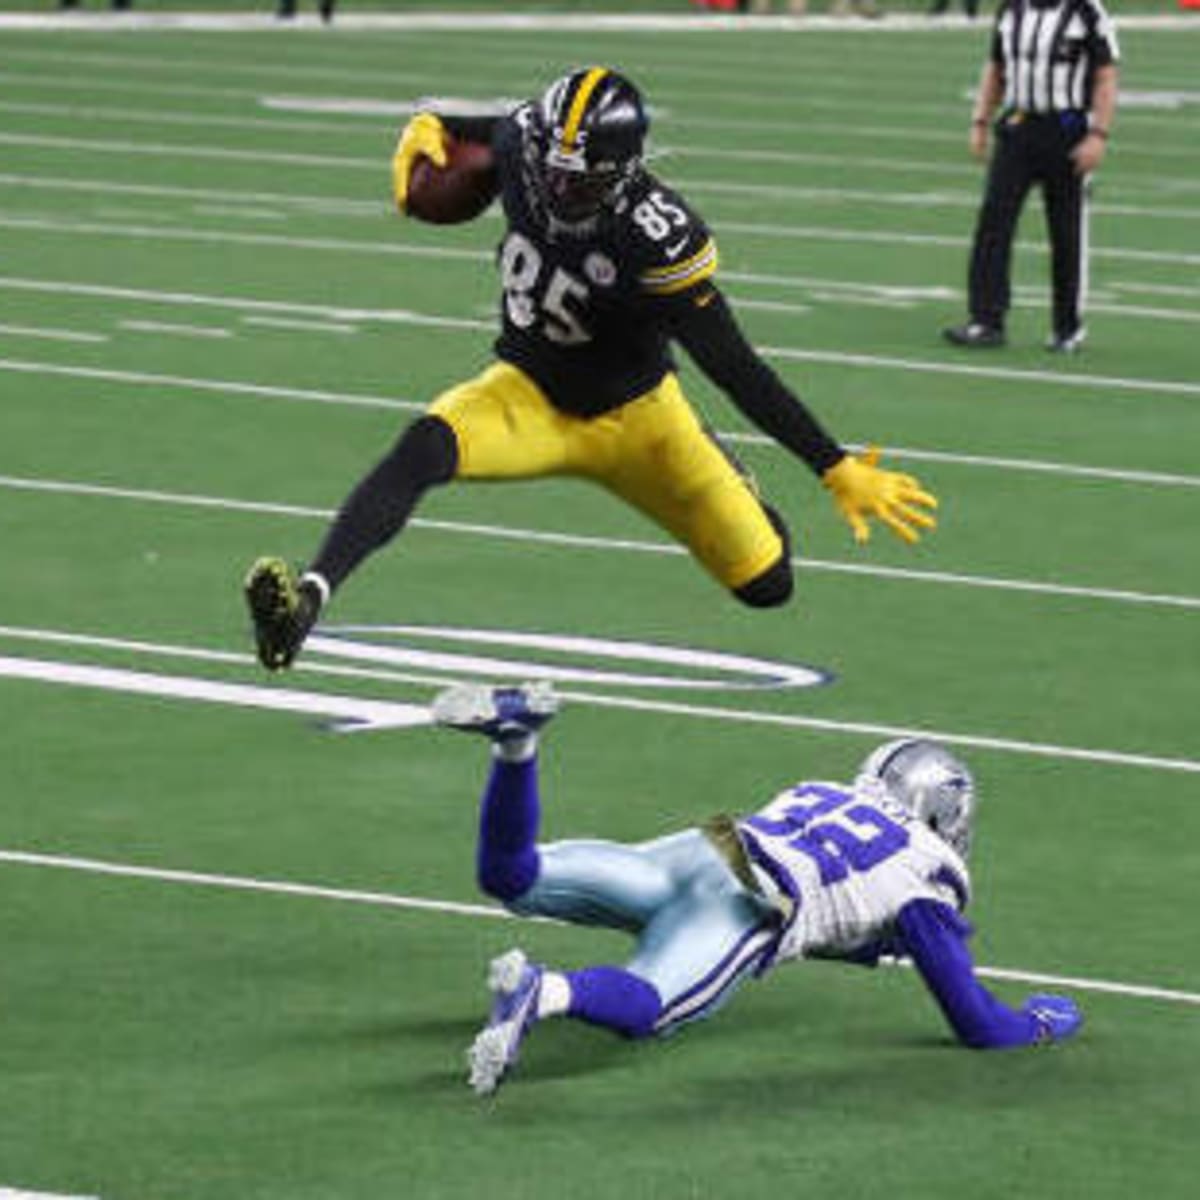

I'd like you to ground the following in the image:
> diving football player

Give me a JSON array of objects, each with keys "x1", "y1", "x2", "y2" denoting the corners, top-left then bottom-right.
[{"x1": 431, "y1": 683, "x2": 1083, "y2": 1096}]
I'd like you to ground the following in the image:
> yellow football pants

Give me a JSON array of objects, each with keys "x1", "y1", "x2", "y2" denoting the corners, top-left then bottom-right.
[{"x1": 428, "y1": 362, "x2": 783, "y2": 591}]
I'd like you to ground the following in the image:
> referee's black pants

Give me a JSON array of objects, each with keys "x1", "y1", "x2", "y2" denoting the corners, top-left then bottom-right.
[{"x1": 967, "y1": 113, "x2": 1090, "y2": 340}]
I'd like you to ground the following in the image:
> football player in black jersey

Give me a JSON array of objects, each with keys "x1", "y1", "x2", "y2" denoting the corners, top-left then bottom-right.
[{"x1": 245, "y1": 67, "x2": 938, "y2": 672}]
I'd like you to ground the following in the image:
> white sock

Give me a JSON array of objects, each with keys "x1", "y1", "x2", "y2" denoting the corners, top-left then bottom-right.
[
  {"x1": 299, "y1": 569, "x2": 331, "y2": 609},
  {"x1": 536, "y1": 971, "x2": 571, "y2": 1019}
]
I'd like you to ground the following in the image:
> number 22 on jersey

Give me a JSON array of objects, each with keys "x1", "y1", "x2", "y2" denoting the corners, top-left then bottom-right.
[{"x1": 746, "y1": 784, "x2": 911, "y2": 887}]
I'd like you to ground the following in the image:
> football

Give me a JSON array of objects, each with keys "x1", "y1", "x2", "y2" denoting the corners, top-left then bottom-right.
[{"x1": 405, "y1": 137, "x2": 499, "y2": 225}]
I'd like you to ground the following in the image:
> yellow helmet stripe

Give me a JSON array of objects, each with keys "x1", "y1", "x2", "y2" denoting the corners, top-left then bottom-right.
[{"x1": 560, "y1": 67, "x2": 610, "y2": 155}]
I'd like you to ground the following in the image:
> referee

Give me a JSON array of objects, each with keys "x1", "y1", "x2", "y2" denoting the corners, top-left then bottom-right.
[{"x1": 944, "y1": 0, "x2": 1120, "y2": 353}]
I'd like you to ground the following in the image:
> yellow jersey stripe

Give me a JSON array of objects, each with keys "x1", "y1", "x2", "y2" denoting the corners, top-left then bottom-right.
[
  {"x1": 560, "y1": 67, "x2": 609, "y2": 155},
  {"x1": 640, "y1": 238, "x2": 717, "y2": 281},
  {"x1": 639, "y1": 239, "x2": 719, "y2": 295}
]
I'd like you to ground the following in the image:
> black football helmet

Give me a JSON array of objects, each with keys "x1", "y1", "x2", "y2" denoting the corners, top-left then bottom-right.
[{"x1": 528, "y1": 67, "x2": 649, "y2": 230}]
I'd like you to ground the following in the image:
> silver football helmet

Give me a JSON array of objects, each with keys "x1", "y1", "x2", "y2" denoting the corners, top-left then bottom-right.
[{"x1": 857, "y1": 738, "x2": 976, "y2": 858}]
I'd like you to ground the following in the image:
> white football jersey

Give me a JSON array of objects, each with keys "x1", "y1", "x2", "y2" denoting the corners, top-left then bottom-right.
[{"x1": 736, "y1": 780, "x2": 971, "y2": 965}]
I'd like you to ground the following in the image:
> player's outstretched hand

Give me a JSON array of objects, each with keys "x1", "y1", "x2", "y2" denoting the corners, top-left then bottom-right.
[
  {"x1": 1023, "y1": 993, "x2": 1084, "y2": 1045},
  {"x1": 822, "y1": 448, "x2": 938, "y2": 545},
  {"x1": 392, "y1": 112, "x2": 448, "y2": 212}
]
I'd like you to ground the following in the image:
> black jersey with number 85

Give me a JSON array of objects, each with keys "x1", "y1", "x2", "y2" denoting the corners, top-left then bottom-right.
[{"x1": 489, "y1": 105, "x2": 719, "y2": 418}]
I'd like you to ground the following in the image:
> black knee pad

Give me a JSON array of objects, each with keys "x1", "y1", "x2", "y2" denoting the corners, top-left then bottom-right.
[
  {"x1": 392, "y1": 414, "x2": 459, "y2": 487},
  {"x1": 734, "y1": 555, "x2": 793, "y2": 608},
  {"x1": 733, "y1": 503, "x2": 794, "y2": 608}
]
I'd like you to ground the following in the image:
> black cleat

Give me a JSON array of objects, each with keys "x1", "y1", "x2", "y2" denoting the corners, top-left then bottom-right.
[
  {"x1": 943, "y1": 322, "x2": 1006, "y2": 349},
  {"x1": 244, "y1": 556, "x2": 321, "y2": 671}
]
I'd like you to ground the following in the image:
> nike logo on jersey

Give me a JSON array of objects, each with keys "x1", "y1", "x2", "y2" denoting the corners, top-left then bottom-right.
[{"x1": 666, "y1": 235, "x2": 690, "y2": 259}]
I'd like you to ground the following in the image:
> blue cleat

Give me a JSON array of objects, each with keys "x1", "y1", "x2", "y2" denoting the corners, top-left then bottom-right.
[
  {"x1": 1024, "y1": 993, "x2": 1083, "y2": 1044},
  {"x1": 467, "y1": 948, "x2": 544, "y2": 1096},
  {"x1": 432, "y1": 682, "x2": 559, "y2": 744}
]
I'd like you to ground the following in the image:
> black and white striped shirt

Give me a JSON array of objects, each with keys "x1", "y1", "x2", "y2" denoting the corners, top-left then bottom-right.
[{"x1": 991, "y1": 0, "x2": 1120, "y2": 114}]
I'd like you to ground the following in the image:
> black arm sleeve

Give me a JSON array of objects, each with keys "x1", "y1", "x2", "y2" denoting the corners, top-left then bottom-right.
[{"x1": 662, "y1": 287, "x2": 845, "y2": 476}]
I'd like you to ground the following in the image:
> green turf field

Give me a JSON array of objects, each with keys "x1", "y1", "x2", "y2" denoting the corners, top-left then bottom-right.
[{"x1": 1, "y1": 8, "x2": 1198, "y2": 1200}]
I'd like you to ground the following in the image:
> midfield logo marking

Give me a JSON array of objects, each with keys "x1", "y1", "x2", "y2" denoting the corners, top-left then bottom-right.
[{"x1": 0, "y1": 624, "x2": 831, "y2": 733}]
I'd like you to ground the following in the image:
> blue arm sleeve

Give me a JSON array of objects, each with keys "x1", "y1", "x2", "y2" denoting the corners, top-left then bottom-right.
[{"x1": 895, "y1": 899, "x2": 1041, "y2": 1050}]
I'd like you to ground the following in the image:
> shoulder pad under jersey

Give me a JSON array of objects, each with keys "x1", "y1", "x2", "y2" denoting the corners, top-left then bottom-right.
[{"x1": 624, "y1": 177, "x2": 719, "y2": 298}]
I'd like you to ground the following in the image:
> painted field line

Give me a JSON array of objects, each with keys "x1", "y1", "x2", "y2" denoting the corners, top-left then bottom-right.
[
  {"x1": 0, "y1": 278, "x2": 468, "y2": 332},
  {"x1": 0, "y1": 164, "x2": 1193, "y2": 227},
  {"x1": 2, "y1": 623, "x2": 1196, "y2": 775},
  {"x1": 704, "y1": 213, "x2": 1200, "y2": 268},
  {"x1": 0, "y1": 130, "x2": 379, "y2": 172},
  {"x1": 2, "y1": 849, "x2": 1197, "y2": 1009},
  {"x1": 1, "y1": 12, "x2": 1196, "y2": 32},
  {"x1": 2, "y1": 202, "x2": 1198, "y2": 272},
  {"x1": 0, "y1": 171, "x2": 384, "y2": 216},
  {"x1": 2, "y1": 56, "x2": 1195, "y2": 169},
  {"x1": 15, "y1": 337, "x2": 1200, "y2": 490},
  {"x1": 243, "y1": 315, "x2": 358, "y2": 335},
  {"x1": 0, "y1": 215, "x2": 494, "y2": 274},
  {"x1": 721, "y1": 433, "x2": 1200, "y2": 490},
  {"x1": 119, "y1": 319, "x2": 233, "y2": 339},
  {"x1": 0, "y1": 357, "x2": 413, "y2": 412},
  {"x1": 2, "y1": 473, "x2": 1197, "y2": 614},
  {"x1": 762, "y1": 344, "x2": 1200, "y2": 399},
  {"x1": 0, "y1": 140, "x2": 1170, "y2": 219},
  {"x1": 4, "y1": 273, "x2": 1200, "y2": 398},
  {"x1": 0, "y1": 656, "x2": 429, "y2": 733},
  {"x1": 0, "y1": 323, "x2": 105, "y2": 344},
  {"x1": 559, "y1": 688, "x2": 1200, "y2": 776},
  {"x1": 0, "y1": 849, "x2": 506, "y2": 921},
  {"x1": 0, "y1": 1187, "x2": 99, "y2": 1200}
]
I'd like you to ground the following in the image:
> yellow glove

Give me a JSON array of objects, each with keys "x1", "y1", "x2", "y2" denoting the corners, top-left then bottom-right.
[
  {"x1": 822, "y1": 447, "x2": 938, "y2": 545},
  {"x1": 392, "y1": 112, "x2": 448, "y2": 212}
]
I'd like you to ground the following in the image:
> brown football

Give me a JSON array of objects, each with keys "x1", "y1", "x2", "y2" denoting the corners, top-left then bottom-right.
[{"x1": 405, "y1": 137, "x2": 499, "y2": 225}]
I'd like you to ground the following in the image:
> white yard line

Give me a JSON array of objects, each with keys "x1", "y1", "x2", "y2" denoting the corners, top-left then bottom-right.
[
  {"x1": 0, "y1": 1187, "x2": 100, "y2": 1200},
  {"x1": 0, "y1": 356, "x2": 413, "y2": 411},
  {"x1": 0, "y1": 277, "x2": 473, "y2": 329},
  {"x1": 2, "y1": 274, "x2": 1199, "y2": 399},
  {"x1": 1, "y1": 472, "x2": 1197, "y2": 614},
  {"x1": 1, "y1": 848, "x2": 1197, "y2": 1008},
  {"x1": 3, "y1": 621, "x2": 1196, "y2": 774},
  {"x1": 0, "y1": 171, "x2": 385, "y2": 217},
  {"x1": 119, "y1": 319, "x2": 233, "y2": 339},
  {"x1": 0, "y1": 153, "x2": 1187, "y2": 220},
  {"x1": 242, "y1": 315, "x2": 358, "y2": 334},
  {"x1": 0, "y1": 322, "x2": 106, "y2": 344},
  {"x1": 0, "y1": 654, "x2": 429, "y2": 732},
  {"x1": 1, "y1": 204, "x2": 1196, "y2": 277},
  {"x1": 703, "y1": 214, "x2": 1200, "y2": 267},
  {"x1": 761, "y1": 344, "x2": 1200, "y2": 399},
  {"x1": 2, "y1": 124, "x2": 1199, "y2": 228},
  {"x1": 1, "y1": 13, "x2": 1196, "y2": 32},
  {"x1": 2, "y1": 355, "x2": 1197, "y2": 489}
]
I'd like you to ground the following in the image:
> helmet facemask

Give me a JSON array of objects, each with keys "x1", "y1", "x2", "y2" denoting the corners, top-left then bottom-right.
[{"x1": 542, "y1": 151, "x2": 629, "y2": 228}]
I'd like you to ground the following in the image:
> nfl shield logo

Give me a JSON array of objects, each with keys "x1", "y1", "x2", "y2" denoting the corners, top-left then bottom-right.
[{"x1": 584, "y1": 252, "x2": 617, "y2": 287}]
